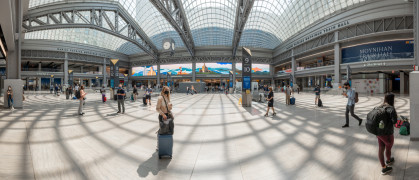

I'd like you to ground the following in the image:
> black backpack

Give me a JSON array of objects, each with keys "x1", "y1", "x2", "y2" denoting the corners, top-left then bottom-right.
[
  {"x1": 318, "y1": 99, "x2": 323, "y2": 107},
  {"x1": 75, "y1": 90, "x2": 81, "y2": 99},
  {"x1": 366, "y1": 106, "x2": 389, "y2": 135}
]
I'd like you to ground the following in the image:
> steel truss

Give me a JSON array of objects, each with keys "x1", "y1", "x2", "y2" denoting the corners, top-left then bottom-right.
[
  {"x1": 232, "y1": 0, "x2": 255, "y2": 57},
  {"x1": 23, "y1": 2, "x2": 159, "y2": 59},
  {"x1": 150, "y1": 0, "x2": 195, "y2": 57}
]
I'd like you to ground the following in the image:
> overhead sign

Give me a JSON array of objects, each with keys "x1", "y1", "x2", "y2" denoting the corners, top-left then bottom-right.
[
  {"x1": 342, "y1": 40, "x2": 414, "y2": 64},
  {"x1": 242, "y1": 47, "x2": 252, "y2": 92},
  {"x1": 110, "y1": 59, "x2": 119, "y2": 88}
]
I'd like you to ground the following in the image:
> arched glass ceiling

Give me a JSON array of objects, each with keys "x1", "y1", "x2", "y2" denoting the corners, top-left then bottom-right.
[
  {"x1": 181, "y1": 0, "x2": 237, "y2": 47},
  {"x1": 24, "y1": 28, "x2": 142, "y2": 55},
  {"x1": 117, "y1": 0, "x2": 185, "y2": 50},
  {"x1": 29, "y1": 0, "x2": 64, "y2": 8},
  {"x1": 239, "y1": 0, "x2": 368, "y2": 49}
]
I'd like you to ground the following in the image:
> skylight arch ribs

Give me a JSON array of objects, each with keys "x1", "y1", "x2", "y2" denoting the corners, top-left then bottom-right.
[
  {"x1": 23, "y1": 2, "x2": 158, "y2": 58},
  {"x1": 150, "y1": 0, "x2": 195, "y2": 56}
]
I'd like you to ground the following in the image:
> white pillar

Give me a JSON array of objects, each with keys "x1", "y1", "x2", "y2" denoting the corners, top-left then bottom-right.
[
  {"x1": 88, "y1": 79, "x2": 92, "y2": 89},
  {"x1": 64, "y1": 53, "x2": 68, "y2": 86},
  {"x1": 80, "y1": 66, "x2": 83, "y2": 73},
  {"x1": 400, "y1": 71, "x2": 405, "y2": 94},
  {"x1": 291, "y1": 50, "x2": 296, "y2": 87},
  {"x1": 379, "y1": 73, "x2": 385, "y2": 93},
  {"x1": 103, "y1": 58, "x2": 107, "y2": 87},
  {"x1": 410, "y1": 71, "x2": 419, "y2": 140},
  {"x1": 333, "y1": 31, "x2": 341, "y2": 89},
  {"x1": 192, "y1": 61, "x2": 196, "y2": 82},
  {"x1": 38, "y1": 62, "x2": 42, "y2": 71},
  {"x1": 157, "y1": 63, "x2": 161, "y2": 86}
]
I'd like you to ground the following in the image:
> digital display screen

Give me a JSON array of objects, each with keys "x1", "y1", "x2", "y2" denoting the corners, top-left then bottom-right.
[
  {"x1": 160, "y1": 64, "x2": 193, "y2": 75},
  {"x1": 132, "y1": 65, "x2": 158, "y2": 76},
  {"x1": 236, "y1": 63, "x2": 270, "y2": 75},
  {"x1": 196, "y1": 63, "x2": 232, "y2": 74}
]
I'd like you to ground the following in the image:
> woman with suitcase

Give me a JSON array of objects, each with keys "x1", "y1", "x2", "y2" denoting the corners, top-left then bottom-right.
[{"x1": 156, "y1": 86, "x2": 174, "y2": 158}]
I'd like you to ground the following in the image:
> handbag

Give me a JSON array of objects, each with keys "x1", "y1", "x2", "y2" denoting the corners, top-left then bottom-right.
[{"x1": 162, "y1": 96, "x2": 174, "y2": 120}]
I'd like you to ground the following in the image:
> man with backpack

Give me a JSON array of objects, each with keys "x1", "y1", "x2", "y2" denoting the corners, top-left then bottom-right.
[
  {"x1": 365, "y1": 94, "x2": 397, "y2": 175},
  {"x1": 342, "y1": 82, "x2": 362, "y2": 128}
]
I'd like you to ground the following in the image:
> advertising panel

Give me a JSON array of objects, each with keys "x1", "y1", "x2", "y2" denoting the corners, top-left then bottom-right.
[
  {"x1": 160, "y1": 64, "x2": 192, "y2": 75},
  {"x1": 196, "y1": 63, "x2": 232, "y2": 74},
  {"x1": 342, "y1": 40, "x2": 414, "y2": 64},
  {"x1": 236, "y1": 63, "x2": 270, "y2": 75},
  {"x1": 131, "y1": 65, "x2": 158, "y2": 76}
]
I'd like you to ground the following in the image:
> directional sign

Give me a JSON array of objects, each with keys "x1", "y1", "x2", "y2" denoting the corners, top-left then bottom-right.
[{"x1": 242, "y1": 47, "x2": 252, "y2": 92}]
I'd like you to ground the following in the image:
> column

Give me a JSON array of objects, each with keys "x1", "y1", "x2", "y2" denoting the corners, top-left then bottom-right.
[
  {"x1": 4, "y1": 0, "x2": 23, "y2": 108},
  {"x1": 192, "y1": 61, "x2": 196, "y2": 82},
  {"x1": 379, "y1": 73, "x2": 385, "y2": 93},
  {"x1": 157, "y1": 63, "x2": 161, "y2": 87},
  {"x1": 232, "y1": 62, "x2": 236, "y2": 88},
  {"x1": 291, "y1": 50, "x2": 296, "y2": 87},
  {"x1": 400, "y1": 71, "x2": 405, "y2": 94},
  {"x1": 320, "y1": 76, "x2": 325, "y2": 88},
  {"x1": 103, "y1": 58, "x2": 107, "y2": 87},
  {"x1": 410, "y1": 71, "x2": 419, "y2": 140},
  {"x1": 333, "y1": 31, "x2": 342, "y2": 89},
  {"x1": 88, "y1": 79, "x2": 92, "y2": 89},
  {"x1": 64, "y1": 53, "x2": 68, "y2": 86},
  {"x1": 37, "y1": 78, "x2": 41, "y2": 91},
  {"x1": 80, "y1": 66, "x2": 83, "y2": 73},
  {"x1": 38, "y1": 62, "x2": 42, "y2": 71}
]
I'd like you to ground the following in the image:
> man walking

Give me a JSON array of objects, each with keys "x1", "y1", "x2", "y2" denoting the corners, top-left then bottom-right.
[
  {"x1": 342, "y1": 82, "x2": 362, "y2": 128},
  {"x1": 314, "y1": 85, "x2": 320, "y2": 105},
  {"x1": 117, "y1": 84, "x2": 125, "y2": 114},
  {"x1": 133, "y1": 85, "x2": 138, "y2": 101}
]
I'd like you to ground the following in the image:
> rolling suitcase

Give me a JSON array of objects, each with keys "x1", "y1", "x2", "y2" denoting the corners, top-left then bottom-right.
[
  {"x1": 143, "y1": 96, "x2": 147, "y2": 105},
  {"x1": 158, "y1": 134, "x2": 173, "y2": 159},
  {"x1": 318, "y1": 99, "x2": 323, "y2": 107},
  {"x1": 290, "y1": 97, "x2": 295, "y2": 105}
]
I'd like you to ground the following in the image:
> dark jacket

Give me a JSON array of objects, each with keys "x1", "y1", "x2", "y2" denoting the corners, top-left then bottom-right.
[{"x1": 376, "y1": 104, "x2": 398, "y2": 136}]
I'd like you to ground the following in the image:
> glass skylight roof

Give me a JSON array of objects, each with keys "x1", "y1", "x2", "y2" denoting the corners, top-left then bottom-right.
[
  {"x1": 239, "y1": 0, "x2": 367, "y2": 49},
  {"x1": 27, "y1": 0, "x2": 369, "y2": 54},
  {"x1": 182, "y1": 0, "x2": 237, "y2": 46},
  {"x1": 24, "y1": 28, "x2": 142, "y2": 55}
]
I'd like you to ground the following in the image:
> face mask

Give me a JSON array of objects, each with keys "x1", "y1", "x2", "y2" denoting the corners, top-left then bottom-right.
[{"x1": 164, "y1": 91, "x2": 169, "y2": 95}]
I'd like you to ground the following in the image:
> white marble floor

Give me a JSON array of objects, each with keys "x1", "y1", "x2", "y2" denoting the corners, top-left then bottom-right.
[{"x1": 0, "y1": 91, "x2": 417, "y2": 180}]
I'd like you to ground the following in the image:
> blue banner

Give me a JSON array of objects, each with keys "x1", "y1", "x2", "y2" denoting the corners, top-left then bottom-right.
[
  {"x1": 243, "y1": 76, "x2": 251, "y2": 89},
  {"x1": 342, "y1": 40, "x2": 414, "y2": 64}
]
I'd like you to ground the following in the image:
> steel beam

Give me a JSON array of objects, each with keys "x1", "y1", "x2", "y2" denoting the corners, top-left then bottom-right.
[
  {"x1": 150, "y1": 0, "x2": 195, "y2": 57},
  {"x1": 232, "y1": 0, "x2": 255, "y2": 57},
  {"x1": 23, "y1": 2, "x2": 158, "y2": 59}
]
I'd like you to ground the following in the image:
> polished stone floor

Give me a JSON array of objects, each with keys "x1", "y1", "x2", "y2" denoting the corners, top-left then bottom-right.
[{"x1": 0, "y1": 91, "x2": 417, "y2": 180}]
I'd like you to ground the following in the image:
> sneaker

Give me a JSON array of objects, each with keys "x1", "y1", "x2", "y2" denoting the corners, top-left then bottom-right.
[
  {"x1": 359, "y1": 119, "x2": 363, "y2": 126},
  {"x1": 381, "y1": 166, "x2": 392, "y2": 175},
  {"x1": 117, "y1": 111, "x2": 121, "y2": 113},
  {"x1": 342, "y1": 124, "x2": 349, "y2": 128},
  {"x1": 386, "y1": 157, "x2": 395, "y2": 166}
]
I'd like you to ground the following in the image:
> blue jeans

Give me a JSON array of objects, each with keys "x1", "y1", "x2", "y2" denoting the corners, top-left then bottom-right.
[{"x1": 8, "y1": 95, "x2": 13, "y2": 108}]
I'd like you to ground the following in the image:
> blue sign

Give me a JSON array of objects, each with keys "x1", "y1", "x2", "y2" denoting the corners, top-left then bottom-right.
[
  {"x1": 243, "y1": 76, "x2": 251, "y2": 89},
  {"x1": 110, "y1": 79, "x2": 114, "y2": 88},
  {"x1": 342, "y1": 40, "x2": 414, "y2": 64}
]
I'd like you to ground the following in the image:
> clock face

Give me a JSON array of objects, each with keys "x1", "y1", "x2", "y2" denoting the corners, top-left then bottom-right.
[
  {"x1": 171, "y1": 43, "x2": 175, "y2": 50},
  {"x1": 163, "y1": 42, "x2": 171, "y2": 50}
]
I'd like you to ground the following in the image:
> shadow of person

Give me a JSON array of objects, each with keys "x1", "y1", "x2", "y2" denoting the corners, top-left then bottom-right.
[{"x1": 137, "y1": 151, "x2": 171, "y2": 178}]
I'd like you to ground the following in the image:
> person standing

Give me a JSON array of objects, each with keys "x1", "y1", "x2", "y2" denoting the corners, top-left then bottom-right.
[
  {"x1": 75, "y1": 84, "x2": 79, "y2": 91},
  {"x1": 372, "y1": 93, "x2": 397, "y2": 175},
  {"x1": 100, "y1": 86, "x2": 106, "y2": 103},
  {"x1": 342, "y1": 82, "x2": 362, "y2": 128},
  {"x1": 297, "y1": 84, "x2": 300, "y2": 94},
  {"x1": 146, "y1": 86, "x2": 152, "y2": 105},
  {"x1": 264, "y1": 87, "x2": 276, "y2": 116},
  {"x1": 314, "y1": 85, "x2": 320, "y2": 105},
  {"x1": 78, "y1": 85, "x2": 86, "y2": 115},
  {"x1": 186, "y1": 86, "x2": 190, "y2": 95},
  {"x1": 133, "y1": 85, "x2": 138, "y2": 101},
  {"x1": 69, "y1": 86, "x2": 73, "y2": 98},
  {"x1": 117, "y1": 84, "x2": 126, "y2": 114},
  {"x1": 285, "y1": 85, "x2": 291, "y2": 105},
  {"x1": 6, "y1": 86, "x2": 13, "y2": 109}
]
